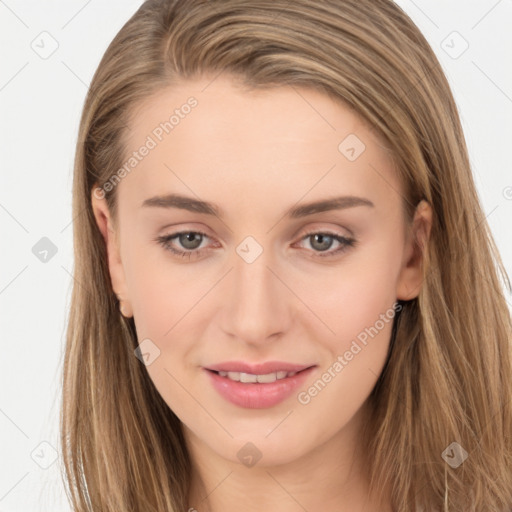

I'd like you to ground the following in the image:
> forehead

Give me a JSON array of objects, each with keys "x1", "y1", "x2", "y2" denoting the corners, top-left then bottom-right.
[{"x1": 118, "y1": 74, "x2": 399, "y2": 215}]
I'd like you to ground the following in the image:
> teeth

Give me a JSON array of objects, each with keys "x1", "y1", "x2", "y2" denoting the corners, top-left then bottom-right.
[
  {"x1": 256, "y1": 373, "x2": 276, "y2": 383},
  {"x1": 241, "y1": 372, "x2": 258, "y2": 383},
  {"x1": 216, "y1": 370, "x2": 299, "y2": 383}
]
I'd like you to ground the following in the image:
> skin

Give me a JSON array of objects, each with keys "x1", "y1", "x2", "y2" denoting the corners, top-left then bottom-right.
[{"x1": 92, "y1": 74, "x2": 432, "y2": 512}]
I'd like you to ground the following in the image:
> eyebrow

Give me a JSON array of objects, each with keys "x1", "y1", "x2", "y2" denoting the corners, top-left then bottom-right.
[{"x1": 141, "y1": 193, "x2": 374, "y2": 218}]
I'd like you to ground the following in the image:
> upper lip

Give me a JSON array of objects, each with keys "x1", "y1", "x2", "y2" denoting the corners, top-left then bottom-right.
[{"x1": 205, "y1": 361, "x2": 315, "y2": 374}]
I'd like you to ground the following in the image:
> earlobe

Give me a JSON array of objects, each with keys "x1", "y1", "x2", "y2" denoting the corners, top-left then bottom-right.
[
  {"x1": 396, "y1": 200, "x2": 433, "y2": 301},
  {"x1": 90, "y1": 184, "x2": 133, "y2": 317}
]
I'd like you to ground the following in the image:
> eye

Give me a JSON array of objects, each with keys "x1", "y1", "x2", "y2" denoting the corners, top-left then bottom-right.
[
  {"x1": 295, "y1": 230, "x2": 357, "y2": 258},
  {"x1": 154, "y1": 229, "x2": 357, "y2": 260},
  {"x1": 155, "y1": 230, "x2": 213, "y2": 260}
]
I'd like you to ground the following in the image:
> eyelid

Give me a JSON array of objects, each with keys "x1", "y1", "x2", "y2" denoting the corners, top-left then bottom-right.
[
  {"x1": 155, "y1": 226, "x2": 356, "y2": 259},
  {"x1": 294, "y1": 229, "x2": 355, "y2": 256}
]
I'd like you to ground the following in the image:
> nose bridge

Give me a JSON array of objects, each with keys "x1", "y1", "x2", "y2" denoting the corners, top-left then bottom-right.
[{"x1": 222, "y1": 240, "x2": 289, "y2": 342}]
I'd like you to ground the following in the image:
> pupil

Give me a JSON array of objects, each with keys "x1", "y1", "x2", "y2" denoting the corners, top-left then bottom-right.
[
  {"x1": 181, "y1": 232, "x2": 201, "y2": 249},
  {"x1": 313, "y1": 234, "x2": 332, "y2": 251}
]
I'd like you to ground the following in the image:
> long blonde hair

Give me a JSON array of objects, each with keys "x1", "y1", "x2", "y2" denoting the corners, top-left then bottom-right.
[{"x1": 60, "y1": 1, "x2": 512, "y2": 510}]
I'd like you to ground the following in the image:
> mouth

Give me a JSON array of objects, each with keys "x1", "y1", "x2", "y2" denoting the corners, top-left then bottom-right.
[
  {"x1": 205, "y1": 368, "x2": 311, "y2": 383},
  {"x1": 203, "y1": 363, "x2": 317, "y2": 409},
  {"x1": 205, "y1": 360, "x2": 314, "y2": 375}
]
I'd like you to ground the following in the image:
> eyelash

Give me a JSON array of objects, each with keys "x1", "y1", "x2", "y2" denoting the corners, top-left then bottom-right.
[{"x1": 154, "y1": 229, "x2": 357, "y2": 260}]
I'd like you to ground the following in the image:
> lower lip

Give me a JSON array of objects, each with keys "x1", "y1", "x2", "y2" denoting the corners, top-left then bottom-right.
[{"x1": 204, "y1": 367, "x2": 316, "y2": 409}]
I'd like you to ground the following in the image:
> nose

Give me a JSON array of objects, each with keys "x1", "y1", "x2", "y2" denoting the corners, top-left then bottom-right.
[{"x1": 220, "y1": 244, "x2": 292, "y2": 345}]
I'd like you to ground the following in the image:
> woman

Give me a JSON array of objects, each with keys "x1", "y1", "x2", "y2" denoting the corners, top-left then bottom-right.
[{"x1": 60, "y1": 0, "x2": 512, "y2": 510}]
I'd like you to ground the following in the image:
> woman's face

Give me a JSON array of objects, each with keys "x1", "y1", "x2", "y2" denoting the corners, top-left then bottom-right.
[{"x1": 92, "y1": 74, "x2": 429, "y2": 468}]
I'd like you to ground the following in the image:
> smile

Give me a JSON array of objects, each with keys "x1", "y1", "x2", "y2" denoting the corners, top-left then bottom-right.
[
  {"x1": 215, "y1": 370, "x2": 298, "y2": 383},
  {"x1": 204, "y1": 366, "x2": 316, "y2": 409}
]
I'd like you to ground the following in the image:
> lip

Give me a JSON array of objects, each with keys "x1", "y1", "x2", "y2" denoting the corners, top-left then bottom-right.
[
  {"x1": 205, "y1": 361, "x2": 314, "y2": 374},
  {"x1": 204, "y1": 364, "x2": 316, "y2": 409}
]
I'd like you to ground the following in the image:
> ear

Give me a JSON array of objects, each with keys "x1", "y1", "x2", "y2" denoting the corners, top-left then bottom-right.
[
  {"x1": 91, "y1": 185, "x2": 133, "y2": 317},
  {"x1": 396, "y1": 200, "x2": 432, "y2": 301}
]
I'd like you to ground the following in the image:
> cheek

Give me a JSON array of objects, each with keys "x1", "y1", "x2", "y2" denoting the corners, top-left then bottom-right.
[
  {"x1": 305, "y1": 247, "x2": 401, "y2": 349},
  {"x1": 293, "y1": 264, "x2": 399, "y2": 429},
  {"x1": 338, "y1": 272, "x2": 397, "y2": 344},
  {"x1": 126, "y1": 255, "x2": 206, "y2": 411},
  {"x1": 124, "y1": 238, "x2": 208, "y2": 338}
]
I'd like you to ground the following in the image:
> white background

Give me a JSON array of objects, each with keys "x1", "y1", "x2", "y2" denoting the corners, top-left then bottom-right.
[{"x1": 0, "y1": 1, "x2": 511, "y2": 510}]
